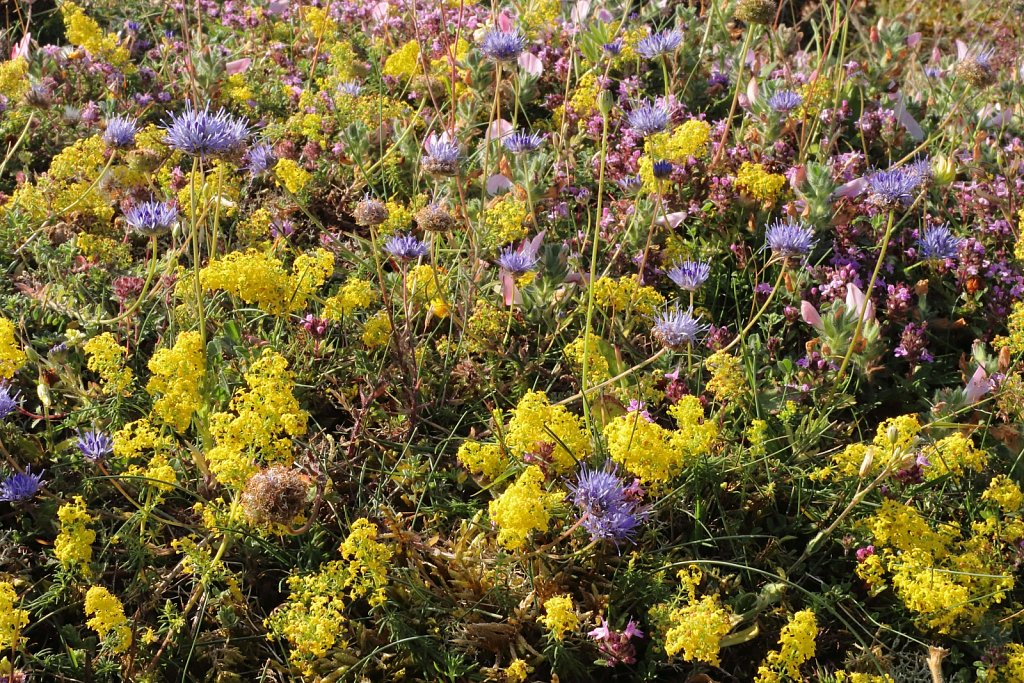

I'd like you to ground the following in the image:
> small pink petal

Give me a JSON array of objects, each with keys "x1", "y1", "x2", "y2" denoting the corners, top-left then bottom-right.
[
  {"x1": 485, "y1": 118, "x2": 514, "y2": 144},
  {"x1": 518, "y1": 52, "x2": 543, "y2": 77},
  {"x1": 965, "y1": 365, "x2": 990, "y2": 403},
  {"x1": 832, "y1": 177, "x2": 868, "y2": 199},
  {"x1": 746, "y1": 76, "x2": 760, "y2": 107},
  {"x1": 906, "y1": 32, "x2": 922, "y2": 47},
  {"x1": 486, "y1": 174, "x2": 513, "y2": 195},
  {"x1": 892, "y1": 92, "x2": 924, "y2": 141},
  {"x1": 801, "y1": 301, "x2": 824, "y2": 331},
  {"x1": 526, "y1": 230, "x2": 546, "y2": 254},
  {"x1": 11, "y1": 32, "x2": 29, "y2": 60},
  {"x1": 266, "y1": 1, "x2": 288, "y2": 15},
  {"x1": 226, "y1": 58, "x2": 251, "y2": 76},
  {"x1": 956, "y1": 39, "x2": 968, "y2": 61},
  {"x1": 654, "y1": 211, "x2": 687, "y2": 229},
  {"x1": 501, "y1": 273, "x2": 522, "y2": 306},
  {"x1": 371, "y1": 1, "x2": 389, "y2": 21},
  {"x1": 497, "y1": 11, "x2": 514, "y2": 32},
  {"x1": 595, "y1": 9, "x2": 613, "y2": 22},
  {"x1": 570, "y1": 0, "x2": 591, "y2": 23}
]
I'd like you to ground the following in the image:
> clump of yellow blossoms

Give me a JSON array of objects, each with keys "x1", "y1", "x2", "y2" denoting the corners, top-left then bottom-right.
[
  {"x1": 200, "y1": 248, "x2": 334, "y2": 316},
  {"x1": 113, "y1": 418, "x2": 171, "y2": 461},
  {"x1": 603, "y1": 396, "x2": 716, "y2": 486},
  {"x1": 704, "y1": 350, "x2": 746, "y2": 404},
  {"x1": 0, "y1": 317, "x2": 26, "y2": 380},
  {"x1": 324, "y1": 278, "x2": 377, "y2": 320},
  {"x1": 563, "y1": 331, "x2": 611, "y2": 385},
  {"x1": 539, "y1": 595, "x2": 578, "y2": 641},
  {"x1": 266, "y1": 519, "x2": 392, "y2": 672},
  {"x1": 983, "y1": 475, "x2": 1024, "y2": 513},
  {"x1": 504, "y1": 391, "x2": 590, "y2": 472},
  {"x1": 754, "y1": 610, "x2": 818, "y2": 683},
  {"x1": 488, "y1": 466, "x2": 563, "y2": 550},
  {"x1": 62, "y1": 2, "x2": 131, "y2": 67},
  {"x1": 175, "y1": 162, "x2": 240, "y2": 222},
  {"x1": 207, "y1": 350, "x2": 308, "y2": 489},
  {"x1": 735, "y1": 162, "x2": 787, "y2": 204},
  {"x1": 55, "y1": 496, "x2": 96, "y2": 571},
  {"x1": 84, "y1": 586, "x2": 132, "y2": 653},
  {"x1": 639, "y1": 120, "x2": 713, "y2": 192},
  {"x1": 505, "y1": 659, "x2": 529, "y2": 683},
  {"x1": 987, "y1": 643, "x2": 1024, "y2": 682},
  {"x1": 921, "y1": 432, "x2": 987, "y2": 480},
  {"x1": 457, "y1": 440, "x2": 509, "y2": 480},
  {"x1": 834, "y1": 672, "x2": 896, "y2": 682},
  {"x1": 0, "y1": 583, "x2": 28, "y2": 650},
  {"x1": 828, "y1": 414, "x2": 921, "y2": 479},
  {"x1": 996, "y1": 300, "x2": 1024, "y2": 356},
  {"x1": 0, "y1": 58, "x2": 28, "y2": 102},
  {"x1": 84, "y1": 333, "x2": 133, "y2": 396},
  {"x1": 383, "y1": 40, "x2": 421, "y2": 79},
  {"x1": 275, "y1": 158, "x2": 312, "y2": 194},
  {"x1": 481, "y1": 195, "x2": 529, "y2": 250},
  {"x1": 362, "y1": 310, "x2": 392, "y2": 348},
  {"x1": 146, "y1": 331, "x2": 205, "y2": 432},
  {"x1": 592, "y1": 276, "x2": 665, "y2": 317},
  {"x1": 652, "y1": 568, "x2": 734, "y2": 665}
]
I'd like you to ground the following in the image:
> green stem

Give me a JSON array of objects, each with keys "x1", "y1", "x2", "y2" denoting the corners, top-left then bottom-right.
[
  {"x1": 712, "y1": 24, "x2": 755, "y2": 167},
  {"x1": 720, "y1": 264, "x2": 785, "y2": 353}
]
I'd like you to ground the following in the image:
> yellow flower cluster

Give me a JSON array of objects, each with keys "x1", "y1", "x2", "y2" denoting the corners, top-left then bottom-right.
[
  {"x1": 55, "y1": 496, "x2": 96, "y2": 571},
  {"x1": 383, "y1": 40, "x2": 421, "y2": 79},
  {"x1": 922, "y1": 432, "x2": 987, "y2": 480},
  {"x1": 663, "y1": 595, "x2": 734, "y2": 664},
  {"x1": 603, "y1": 396, "x2": 716, "y2": 486},
  {"x1": 84, "y1": 333, "x2": 133, "y2": 396},
  {"x1": 834, "y1": 671, "x2": 896, "y2": 683},
  {"x1": 646, "y1": 120, "x2": 713, "y2": 161},
  {"x1": 997, "y1": 300, "x2": 1024, "y2": 356},
  {"x1": 362, "y1": 310, "x2": 392, "y2": 348},
  {"x1": 266, "y1": 519, "x2": 392, "y2": 672},
  {"x1": 175, "y1": 162, "x2": 240, "y2": 221},
  {"x1": 77, "y1": 233, "x2": 131, "y2": 267},
  {"x1": 735, "y1": 162, "x2": 787, "y2": 204},
  {"x1": 0, "y1": 317, "x2": 26, "y2": 380},
  {"x1": 456, "y1": 440, "x2": 509, "y2": 480},
  {"x1": 225, "y1": 72, "x2": 253, "y2": 107},
  {"x1": 488, "y1": 465, "x2": 563, "y2": 550},
  {"x1": 207, "y1": 350, "x2": 308, "y2": 489},
  {"x1": 0, "y1": 582, "x2": 28, "y2": 650},
  {"x1": 504, "y1": 390, "x2": 590, "y2": 472},
  {"x1": 857, "y1": 499, "x2": 1016, "y2": 633},
  {"x1": 704, "y1": 350, "x2": 745, "y2": 404},
  {"x1": 592, "y1": 276, "x2": 665, "y2": 316},
  {"x1": 990, "y1": 644, "x2": 1024, "y2": 682},
  {"x1": 983, "y1": 475, "x2": 1024, "y2": 512},
  {"x1": 146, "y1": 331, "x2": 206, "y2": 432},
  {"x1": 829, "y1": 414, "x2": 921, "y2": 478},
  {"x1": 84, "y1": 586, "x2": 132, "y2": 653},
  {"x1": 481, "y1": 195, "x2": 529, "y2": 251},
  {"x1": 566, "y1": 71, "x2": 601, "y2": 116},
  {"x1": 563, "y1": 331, "x2": 611, "y2": 385},
  {"x1": 200, "y1": 248, "x2": 334, "y2": 316},
  {"x1": 324, "y1": 278, "x2": 377, "y2": 320},
  {"x1": 275, "y1": 158, "x2": 312, "y2": 194},
  {"x1": 62, "y1": 2, "x2": 131, "y2": 67},
  {"x1": 113, "y1": 418, "x2": 170, "y2": 461},
  {"x1": 0, "y1": 58, "x2": 28, "y2": 102},
  {"x1": 505, "y1": 659, "x2": 529, "y2": 683},
  {"x1": 539, "y1": 595, "x2": 578, "y2": 641},
  {"x1": 754, "y1": 610, "x2": 818, "y2": 683},
  {"x1": 465, "y1": 299, "x2": 505, "y2": 353},
  {"x1": 236, "y1": 207, "x2": 273, "y2": 245},
  {"x1": 135, "y1": 453, "x2": 178, "y2": 493}
]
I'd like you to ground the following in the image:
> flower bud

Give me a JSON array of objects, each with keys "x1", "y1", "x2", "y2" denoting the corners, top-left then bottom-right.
[
  {"x1": 931, "y1": 155, "x2": 956, "y2": 185},
  {"x1": 859, "y1": 447, "x2": 875, "y2": 478}
]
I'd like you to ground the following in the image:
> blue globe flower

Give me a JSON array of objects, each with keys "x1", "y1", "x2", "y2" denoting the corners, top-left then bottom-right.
[
  {"x1": 918, "y1": 224, "x2": 963, "y2": 262},
  {"x1": 77, "y1": 430, "x2": 114, "y2": 463},
  {"x1": 0, "y1": 466, "x2": 45, "y2": 503},
  {"x1": 635, "y1": 30, "x2": 682, "y2": 59},
  {"x1": 667, "y1": 260, "x2": 711, "y2": 291},
  {"x1": 627, "y1": 101, "x2": 669, "y2": 137},
  {"x1": 764, "y1": 218, "x2": 816, "y2": 258},
  {"x1": 103, "y1": 115, "x2": 139, "y2": 148},
  {"x1": 124, "y1": 200, "x2": 178, "y2": 236},
  {"x1": 164, "y1": 102, "x2": 250, "y2": 158},
  {"x1": 479, "y1": 29, "x2": 527, "y2": 61},
  {"x1": 652, "y1": 306, "x2": 708, "y2": 350},
  {"x1": 384, "y1": 234, "x2": 429, "y2": 260}
]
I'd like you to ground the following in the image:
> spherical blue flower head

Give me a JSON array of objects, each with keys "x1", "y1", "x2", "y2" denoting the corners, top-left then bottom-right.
[
  {"x1": 866, "y1": 166, "x2": 922, "y2": 209},
  {"x1": 384, "y1": 234, "x2": 429, "y2": 260},
  {"x1": 164, "y1": 102, "x2": 250, "y2": 158},
  {"x1": 667, "y1": 260, "x2": 711, "y2": 291},
  {"x1": 652, "y1": 306, "x2": 708, "y2": 350},
  {"x1": 244, "y1": 143, "x2": 276, "y2": 175},
  {"x1": 567, "y1": 463, "x2": 645, "y2": 544},
  {"x1": 497, "y1": 245, "x2": 539, "y2": 274},
  {"x1": 618, "y1": 175, "x2": 643, "y2": 195},
  {"x1": 124, "y1": 200, "x2": 178, "y2": 236},
  {"x1": 602, "y1": 39, "x2": 623, "y2": 56},
  {"x1": 0, "y1": 383, "x2": 20, "y2": 420},
  {"x1": 77, "y1": 430, "x2": 114, "y2": 463},
  {"x1": 422, "y1": 135, "x2": 461, "y2": 176},
  {"x1": 764, "y1": 218, "x2": 816, "y2": 258},
  {"x1": 502, "y1": 130, "x2": 543, "y2": 154},
  {"x1": 0, "y1": 466, "x2": 45, "y2": 503},
  {"x1": 635, "y1": 29, "x2": 682, "y2": 59},
  {"x1": 651, "y1": 160, "x2": 674, "y2": 179},
  {"x1": 768, "y1": 90, "x2": 802, "y2": 113},
  {"x1": 905, "y1": 156, "x2": 932, "y2": 185},
  {"x1": 103, "y1": 115, "x2": 139, "y2": 148},
  {"x1": 338, "y1": 81, "x2": 362, "y2": 96},
  {"x1": 479, "y1": 29, "x2": 526, "y2": 61},
  {"x1": 919, "y1": 224, "x2": 963, "y2": 261},
  {"x1": 627, "y1": 101, "x2": 669, "y2": 137}
]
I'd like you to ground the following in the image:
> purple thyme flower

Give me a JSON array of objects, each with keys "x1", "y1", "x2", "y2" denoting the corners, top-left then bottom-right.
[
  {"x1": 497, "y1": 243, "x2": 540, "y2": 274},
  {"x1": 103, "y1": 115, "x2": 139, "y2": 148},
  {"x1": 652, "y1": 306, "x2": 708, "y2": 350},
  {"x1": 164, "y1": 102, "x2": 250, "y2": 158},
  {"x1": 768, "y1": 90, "x2": 803, "y2": 113},
  {"x1": 384, "y1": 234, "x2": 429, "y2": 260},
  {"x1": 77, "y1": 430, "x2": 114, "y2": 463},
  {"x1": 919, "y1": 224, "x2": 963, "y2": 261},
  {"x1": 635, "y1": 29, "x2": 682, "y2": 59},
  {"x1": 627, "y1": 100, "x2": 669, "y2": 137},
  {"x1": 244, "y1": 142, "x2": 276, "y2": 175},
  {"x1": 124, "y1": 200, "x2": 178, "y2": 236},
  {"x1": 865, "y1": 166, "x2": 922, "y2": 208},
  {"x1": 667, "y1": 260, "x2": 711, "y2": 291},
  {"x1": 502, "y1": 130, "x2": 543, "y2": 154},
  {"x1": 765, "y1": 218, "x2": 816, "y2": 258},
  {"x1": 567, "y1": 463, "x2": 647, "y2": 544},
  {"x1": 0, "y1": 466, "x2": 45, "y2": 503},
  {"x1": 479, "y1": 28, "x2": 526, "y2": 61},
  {"x1": 0, "y1": 383, "x2": 20, "y2": 420}
]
